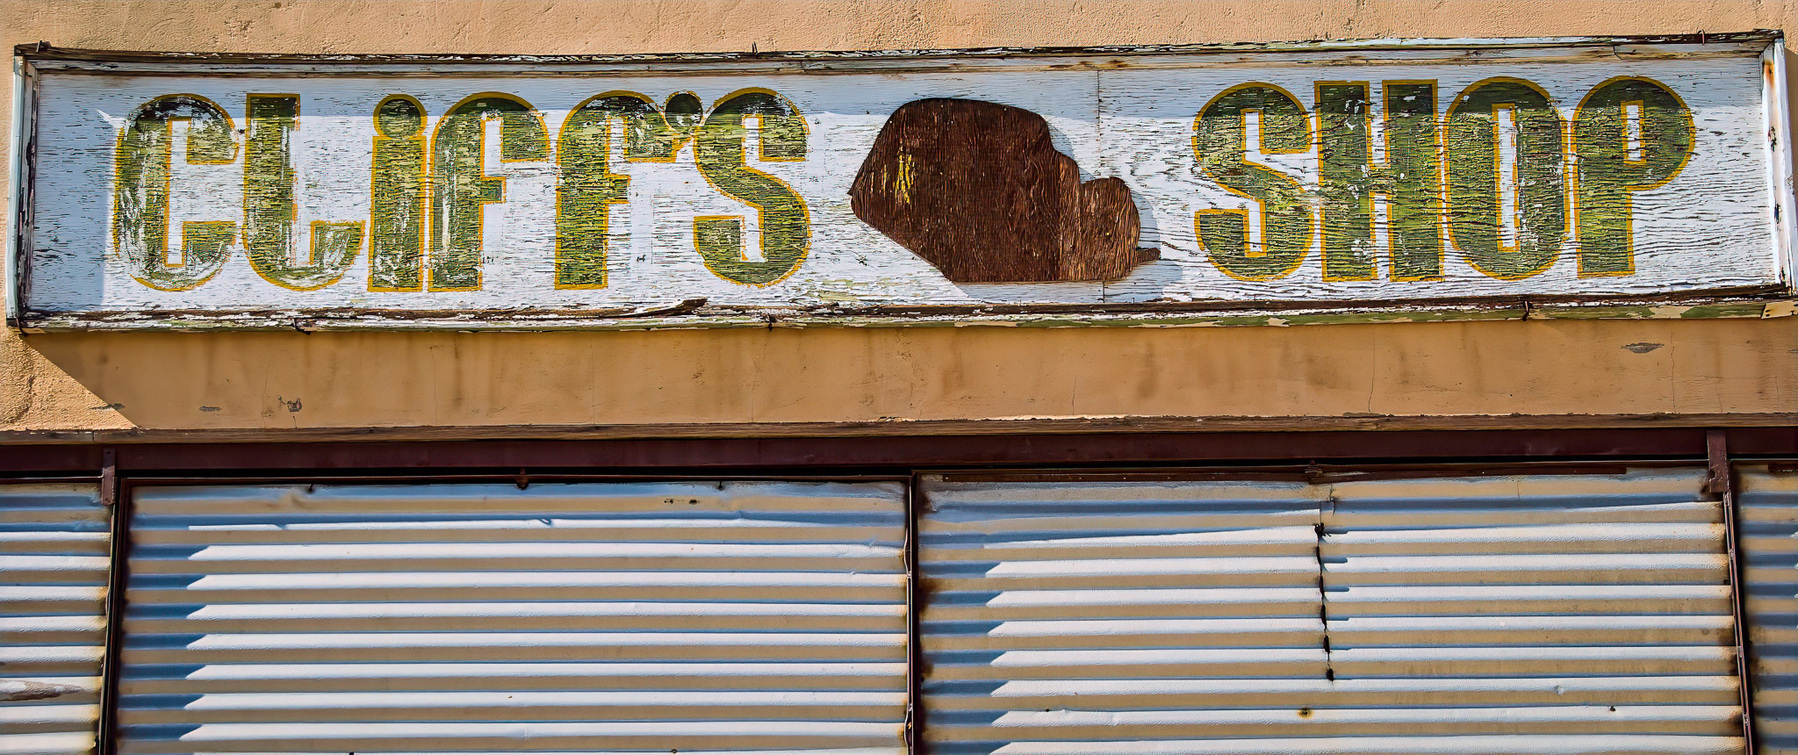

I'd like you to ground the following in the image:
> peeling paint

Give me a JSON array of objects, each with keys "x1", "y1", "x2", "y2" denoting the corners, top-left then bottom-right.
[
  {"x1": 17, "y1": 295, "x2": 1786, "y2": 332},
  {"x1": 13, "y1": 36, "x2": 1791, "y2": 330}
]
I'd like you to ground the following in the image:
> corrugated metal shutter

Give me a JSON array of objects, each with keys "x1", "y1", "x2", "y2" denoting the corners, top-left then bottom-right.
[
  {"x1": 1322, "y1": 471, "x2": 1740, "y2": 753},
  {"x1": 1740, "y1": 465, "x2": 1798, "y2": 753},
  {"x1": 116, "y1": 481, "x2": 909, "y2": 754},
  {"x1": 917, "y1": 478, "x2": 1331, "y2": 753},
  {"x1": 919, "y1": 469, "x2": 1744, "y2": 754},
  {"x1": 0, "y1": 483, "x2": 109, "y2": 755}
]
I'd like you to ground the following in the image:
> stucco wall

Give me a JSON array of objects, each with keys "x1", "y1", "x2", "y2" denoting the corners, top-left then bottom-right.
[{"x1": 2, "y1": 0, "x2": 1794, "y2": 439}]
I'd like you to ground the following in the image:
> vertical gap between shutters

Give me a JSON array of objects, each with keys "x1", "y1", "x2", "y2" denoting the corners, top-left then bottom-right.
[
  {"x1": 95, "y1": 449, "x2": 123, "y2": 755},
  {"x1": 906, "y1": 474, "x2": 923, "y2": 755},
  {"x1": 1712, "y1": 430, "x2": 1759, "y2": 754},
  {"x1": 1312, "y1": 507, "x2": 1336, "y2": 683}
]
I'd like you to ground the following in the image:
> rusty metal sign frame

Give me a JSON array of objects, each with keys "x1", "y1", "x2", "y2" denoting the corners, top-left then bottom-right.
[{"x1": 7, "y1": 32, "x2": 1796, "y2": 332}]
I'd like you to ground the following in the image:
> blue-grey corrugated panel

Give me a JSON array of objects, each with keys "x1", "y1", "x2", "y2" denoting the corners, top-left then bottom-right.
[
  {"x1": 115, "y1": 481, "x2": 908, "y2": 755},
  {"x1": 1739, "y1": 466, "x2": 1798, "y2": 754},
  {"x1": 919, "y1": 469, "x2": 1743, "y2": 755},
  {"x1": 0, "y1": 483, "x2": 109, "y2": 755},
  {"x1": 917, "y1": 478, "x2": 1330, "y2": 755}
]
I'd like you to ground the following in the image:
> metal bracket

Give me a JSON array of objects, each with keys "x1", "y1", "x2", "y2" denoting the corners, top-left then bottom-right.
[
  {"x1": 99, "y1": 447, "x2": 116, "y2": 505},
  {"x1": 1708, "y1": 430, "x2": 1733, "y2": 496}
]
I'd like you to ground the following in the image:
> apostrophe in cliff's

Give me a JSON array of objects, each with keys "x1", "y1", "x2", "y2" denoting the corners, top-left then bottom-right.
[{"x1": 850, "y1": 98, "x2": 1157, "y2": 283}]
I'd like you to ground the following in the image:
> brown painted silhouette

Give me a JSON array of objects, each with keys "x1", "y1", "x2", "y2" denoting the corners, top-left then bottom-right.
[{"x1": 850, "y1": 98, "x2": 1156, "y2": 283}]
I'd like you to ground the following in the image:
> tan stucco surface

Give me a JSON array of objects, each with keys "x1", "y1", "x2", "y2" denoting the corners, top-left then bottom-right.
[{"x1": 2, "y1": 0, "x2": 1795, "y2": 439}]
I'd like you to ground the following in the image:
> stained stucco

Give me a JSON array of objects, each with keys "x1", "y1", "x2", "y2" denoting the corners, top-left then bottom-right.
[{"x1": 2, "y1": 0, "x2": 1794, "y2": 439}]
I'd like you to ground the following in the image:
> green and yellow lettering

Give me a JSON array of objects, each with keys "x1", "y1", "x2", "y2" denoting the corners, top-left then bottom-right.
[
  {"x1": 370, "y1": 95, "x2": 427, "y2": 291},
  {"x1": 1445, "y1": 78, "x2": 1567, "y2": 280},
  {"x1": 1316, "y1": 81, "x2": 1445, "y2": 281},
  {"x1": 1193, "y1": 84, "x2": 1314, "y2": 281},
  {"x1": 428, "y1": 93, "x2": 549, "y2": 291},
  {"x1": 555, "y1": 92, "x2": 700, "y2": 288},
  {"x1": 111, "y1": 94, "x2": 238, "y2": 291},
  {"x1": 693, "y1": 89, "x2": 809, "y2": 286},
  {"x1": 1573, "y1": 77, "x2": 1694, "y2": 276},
  {"x1": 244, "y1": 94, "x2": 365, "y2": 291}
]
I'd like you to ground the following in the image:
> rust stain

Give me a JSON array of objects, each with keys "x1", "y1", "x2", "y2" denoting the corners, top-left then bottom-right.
[
  {"x1": 849, "y1": 98, "x2": 1155, "y2": 282},
  {"x1": 2, "y1": 680, "x2": 82, "y2": 702}
]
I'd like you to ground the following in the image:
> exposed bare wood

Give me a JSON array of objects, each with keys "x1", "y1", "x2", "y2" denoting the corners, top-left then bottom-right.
[
  {"x1": 16, "y1": 31, "x2": 1781, "y2": 71},
  {"x1": 15, "y1": 295, "x2": 1793, "y2": 332},
  {"x1": 851, "y1": 98, "x2": 1151, "y2": 282}
]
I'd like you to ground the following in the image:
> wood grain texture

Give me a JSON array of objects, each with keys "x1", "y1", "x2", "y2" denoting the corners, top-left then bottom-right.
[
  {"x1": 849, "y1": 98, "x2": 1152, "y2": 282},
  {"x1": 15, "y1": 40, "x2": 1787, "y2": 328}
]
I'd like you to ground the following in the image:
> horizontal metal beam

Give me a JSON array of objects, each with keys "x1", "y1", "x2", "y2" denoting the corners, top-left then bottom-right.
[{"x1": 0, "y1": 427, "x2": 1792, "y2": 476}]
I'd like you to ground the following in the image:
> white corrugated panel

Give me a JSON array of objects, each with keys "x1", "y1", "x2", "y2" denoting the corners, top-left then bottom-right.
[
  {"x1": 1321, "y1": 471, "x2": 1739, "y2": 753},
  {"x1": 1739, "y1": 466, "x2": 1798, "y2": 753},
  {"x1": 919, "y1": 469, "x2": 1744, "y2": 755},
  {"x1": 918, "y1": 477, "x2": 1331, "y2": 754},
  {"x1": 116, "y1": 481, "x2": 908, "y2": 755},
  {"x1": 0, "y1": 483, "x2": 109, "y2": 755}
]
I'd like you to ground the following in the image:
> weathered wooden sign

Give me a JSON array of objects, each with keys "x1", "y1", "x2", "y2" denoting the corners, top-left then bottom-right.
[{"x1": 9, "y1": 34, "x2": 1794, "y2": 329}]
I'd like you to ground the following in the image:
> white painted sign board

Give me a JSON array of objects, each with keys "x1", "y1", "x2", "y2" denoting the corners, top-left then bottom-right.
[{"x1": 9, "y1": 34, "x2": 1794, "y2": 329}]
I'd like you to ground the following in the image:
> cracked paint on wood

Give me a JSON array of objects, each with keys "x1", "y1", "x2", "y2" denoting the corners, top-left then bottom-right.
[{"x1": 13, "y1": 38, "x2": 1789, "y2": 329}]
